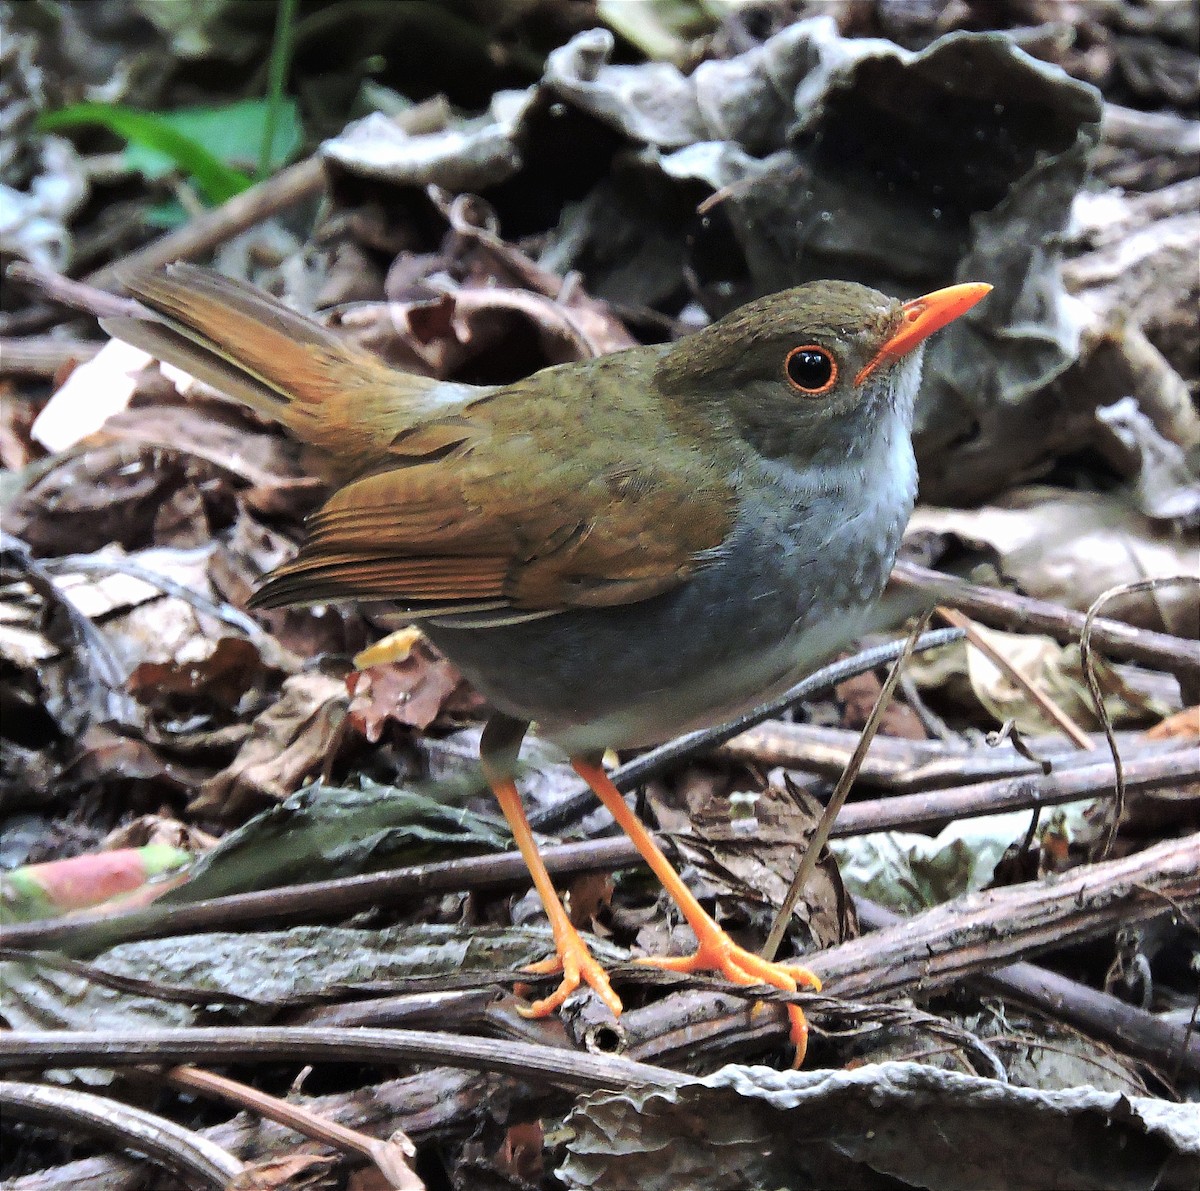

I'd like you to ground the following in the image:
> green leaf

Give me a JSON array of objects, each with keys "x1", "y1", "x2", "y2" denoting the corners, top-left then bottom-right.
[
  {"x1": 39, "y1": 102, "x2": 252, "y2": 204},
  {"x1": 136, "y1": 98, "x2": 303, "y2": 175},
  {"x1": 37, "y1": 99, "x2": 302, "y2": 205}
]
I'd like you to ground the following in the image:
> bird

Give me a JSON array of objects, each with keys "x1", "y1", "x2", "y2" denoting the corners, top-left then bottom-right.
[{"x1": 102, "y1": 264, "x2": 990, "y2": 1063}]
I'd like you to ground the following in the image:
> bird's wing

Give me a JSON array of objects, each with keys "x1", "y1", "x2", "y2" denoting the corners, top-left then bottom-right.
[{"x1": 252, "y1": 359, "x2": 737, "y2": 617}]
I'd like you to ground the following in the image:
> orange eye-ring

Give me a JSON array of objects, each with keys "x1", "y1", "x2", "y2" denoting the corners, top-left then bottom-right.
[{"x1": 784, "y1": 345, "x2": 837, "y2": 395}]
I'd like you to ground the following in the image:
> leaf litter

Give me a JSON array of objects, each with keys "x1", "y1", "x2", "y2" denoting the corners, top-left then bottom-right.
[{"x1": 1, "y1": 2, "x2": 1198, "y2": 1188}]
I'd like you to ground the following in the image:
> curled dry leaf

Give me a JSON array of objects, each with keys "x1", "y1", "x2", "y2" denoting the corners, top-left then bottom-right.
[
  {"x1": 564, "y1": 870, "x2": 615, "y2": 933},
  {"x1": 101, "y1": 400, "x2": 322, "y2": 519},
  {"x1": 908, "y1": 486, "x2": 1199, "y2": 634},
  {"x1": 835, "y1": 669, "x2": 927, "y2": 740},
  {"x1": 363, "y1": 268, "x2": 635, "y2": 386},
  {"x1": 229, "y1": 1153, "x2": 336, "y2": 1191},
  {"x1": 346, "y1": 641, "x2": 481, "y2": 739},
  {"x1": 907, "y1": 621, "x2": 1175, "y2": 737},
  {"x1": 194, "y1": 671, "x2": 350, "y2": 819},
  {"x1": 1144, "y1": 706, "x2": 1200, "y2": 740},
  {"x1": 651, "y1": 771, "x2": 856, "y2": 954},
  {"x1": 329, "y1": 22, "x2": 1104, "y2": 502},
  {"x1": 1095, "y1": 396, "x2": 1200, "y2": 527},
  {"x1": 496, "y1": 1121, "x2": 545, "y2": 1187},
  {"x1": 127, "y1": 636, "x2": 278, "y2": 717},
  {"x1": 102, "y1": 813, "x2": 218, "y2": 853},
  {"x1": 73, "y1": 724, "x2": 206, "y2": 797},
  {"x1": 9, "y1": 440, "x2": 238, "y2": 556}
]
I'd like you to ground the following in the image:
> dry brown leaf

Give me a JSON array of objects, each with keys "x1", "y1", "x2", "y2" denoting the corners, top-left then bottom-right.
[
  {"x1": 908, "y1": 486, "x2": 1199, "y2": 634},
  {"x1": 74, "y1": 725, "x2": 203, "y2": 796},
  {"x1": 0, "y1": 378, "x2": 38, "y2": 470},
  {"x1": 193, "y1": 671, "x2": 349, "y2": 818},
  {"x1": 496, "y1": 1120, "x2": 545, "y2": 1185},
  {"x1": 836, "y1": 669, "x2": 927, "y2": 740},
  {"x1": 9, "y1": 443, "x2": 233, "y2": 555},
  {"x1": 346, "y1": 641, "x2": 482, "y2": 739},
  {"x1": 651, "y1": 772, "x2": 856, "y2": 953},
  {"x1": 50, "y1": 559, "x2": 168, "y2": 620},
  {"x1": 230, "y1": 1152, "x2": 336, "y2": 1191},
  {"x1": 347, "y1": 1167, "x2": 403, "y2": 1191},
  {"x1": 100, "y1": 399, "x2": 320, "y2": 513},
  {"x1": 102, "y1": 813, "x2": 218, "y2": 852},
  {"x1": 1144, "y1": 705, "x2": 1200, "y2": 739},
  {"x1": 909, "y1": 622, "x2": 1174, "y2": 735},
  {"x1": 564, "y1": 870, "x2": 615, "y2": 931},
  {"x1": 127, "y1": 636, "x2": 275, "y2": 714}
]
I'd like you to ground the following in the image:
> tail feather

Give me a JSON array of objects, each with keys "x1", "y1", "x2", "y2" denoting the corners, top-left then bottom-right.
[{"x1": 102, "y1": 264, "x2": 442, "y2": 475}]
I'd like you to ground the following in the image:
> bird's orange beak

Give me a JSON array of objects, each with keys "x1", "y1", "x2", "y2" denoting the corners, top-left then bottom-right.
[{"x1": 855, "y1": 282, "x2": 992, "y2": 385}]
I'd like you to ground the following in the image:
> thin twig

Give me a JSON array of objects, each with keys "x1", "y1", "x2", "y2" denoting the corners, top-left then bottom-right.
[
  {"x1": 8, "y1": 817, "x2": 1197, "y2": 1075},
  {"x1": 0, "y1": 1026, "x2": 692, "y2": 1093},
  {"x1": 44, "y1": 552, "x2": 280, "y2": 648},
  {"x1": 84, "y1": 157, "x2": 327, "y2": 292},
  {"x1": 762, "y1": 611, "x2": 933, "y2": 961},
  {"x1": 832, "y1": 748, "x2": 1199, "y2": 836},
  {"x1": 891, "y1": 560, "x2": 1200, "y2": 683},
  {"x1": 987, "y1": 720, "x2": 1054, "y2": 774},
  {"x1": 0, "y1": 1079, "x2": 243, "y2": 1188},
  {"x1": 0, "y1": 336, "x2": 102, "y2": 376},
  {"x1": 6, "y1": 261, "x2": 143, "y2": 319},
  {"x1": 899, "y1": 670, "x2": 960, "y2": 743},
  {"x1": 3, "y1": 748, "x2": 1193, "y2": 953},
  {"x1": 856, "y1": 898, "x2": 1199, "y2": 1078},
  {"x1": 721, "y1": 722, "x2": 1175, "y2": 789},
  {"x1": 163, "y1": 1065, "x2": 424, "y2": 1190},
  {"x1": 809, "y1": 833, "x2": 1200, "y2": 1005}
]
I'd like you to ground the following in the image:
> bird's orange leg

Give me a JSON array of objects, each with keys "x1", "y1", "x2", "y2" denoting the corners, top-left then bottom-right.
[
  {"x1": 483, "y1": 763, "x2": 622, "y2": 1020},
  {"x1": 572, "y1": 758, "x2": 821, "y2": 1065}
]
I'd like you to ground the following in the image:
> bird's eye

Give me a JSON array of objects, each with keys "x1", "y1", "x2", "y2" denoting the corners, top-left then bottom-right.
[{"x1": 784, "y1": 345, "x2": 837, "y2": 395}]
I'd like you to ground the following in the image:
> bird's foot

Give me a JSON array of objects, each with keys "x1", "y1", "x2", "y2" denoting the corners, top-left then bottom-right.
[
  {"x1": 638, "y1": 931, "x2": 820, "y2": 1065},
  {"x1": 515, "y1": 925, "x2": 623, "y2": 1020}
]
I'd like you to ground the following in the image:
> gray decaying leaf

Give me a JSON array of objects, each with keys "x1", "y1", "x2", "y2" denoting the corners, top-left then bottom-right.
[
  {"x1": 1096, "y1": 396, "x2": 1200, "y2": 528},
  {"x1": 559, "y1": 1061, "x2": 1200, "y2": 1191},
  {"x1": 170, "y1": 779, "x2": 513, "y2": 901},
  {"x1": 0, "y1": 923, "x2": 627, "y2": 1032},
  {"x1": 0, "y1": 83, "x2": 88, "y2": 267}
]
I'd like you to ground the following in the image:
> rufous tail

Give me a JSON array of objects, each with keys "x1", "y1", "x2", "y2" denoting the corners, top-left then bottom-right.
[{"x1": 102, "y1": 264, "x2": 439, "y2": 476}]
